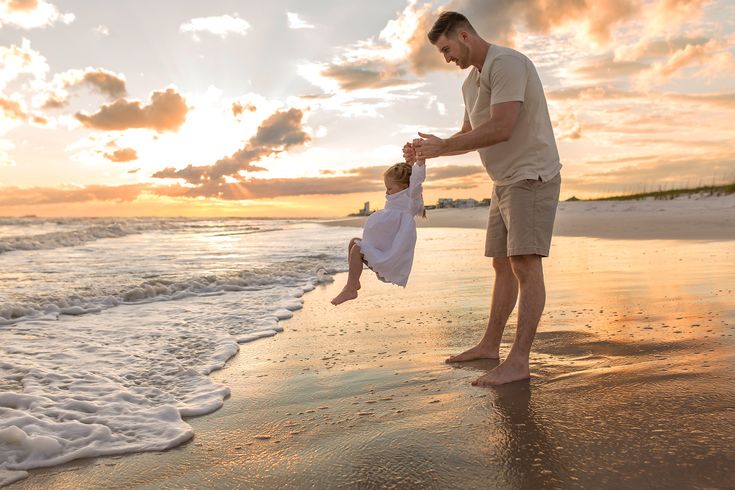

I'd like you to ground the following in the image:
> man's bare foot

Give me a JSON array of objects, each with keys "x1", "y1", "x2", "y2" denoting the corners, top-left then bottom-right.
[
  {"x1": 445, "y1": 344, "x2": 499, "y2": 363},
  {"x1": 471, "y1": 359, "x2": 530, "y2": 386},
  {"x1": 331, "y1": 287, "x2": 358, "y2": 306}
]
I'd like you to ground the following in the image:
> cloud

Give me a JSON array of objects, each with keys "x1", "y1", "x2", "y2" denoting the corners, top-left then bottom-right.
[
  {"x1": 571, "y1": 57, "x2": 649, "y2": 82},
  {"x1": 7, "y1": 0, "x2": 39, "y2": 11},
  {"x1": 232, "y1": 101, "x2": 256, "y2": 116},
  {"x1": 94, "y1": 24, "x2": 110, "y2": 36},
  {"x1": 401, "y1": 0, "x2": 645, "y2": 75},
  {"x1": 647, "y1": 0, "x2": 710, "y2": 32},
  {"x1": 663, "y1": 92, "x2": 735, "y2": 109},
  {"x1": 0, "y1": 139, "x2": 15, "y2": 166},
  {"x1": 180, "y1": 14, "x2": 250, "y2": 41},
  {"x1": 614, "y1": 36, "x2": 709, "y2": 62},
  {"x1": 75, "y1": 88, "x2": 188, "y2": 132},
  {"x1": 553, "y1": 111, "x2": 583, "y2": 140},
  {"x1": 287, "y1": 12, "x2": 314, "y2": 29},
  {"x1": 0, "y1": 39, "x2": 49, "y2": 92},
  {"x1": 152, "y1": 108, "x2": 310, "y2": 185},
  {"x1": 0, "y1": 96, "x2": 27, "y2": 120},
  {"x1": 0, "y1": 0, "x2": 74, "y2": 29},
  {"x1": 320, "y1": 62, "x2": 413, "y2": 91},
  {"x1": 390, "y1": 0, "x2": 711, "y2": 76},
  {"x1": 567, "y1": 153, "x2": 735, "y2": 192},
  {"x1": 104, "y1": 147, "x2": 138, "y2": 162},
  {"x1": 40, "y1": 67, "x2": 127, "y2": 109},
  {"x1": 155, "y1": 163, "x2": 486, "y2": 201},
  {"x1": 0, "y1": 184, "x2": 149, "y2": 206},
  {"x1": 76, "y1": 68, "x2": 127, "y2": 98},
  {"x1": 637, "y1": 39, "x2": 735, "y2": 87}
]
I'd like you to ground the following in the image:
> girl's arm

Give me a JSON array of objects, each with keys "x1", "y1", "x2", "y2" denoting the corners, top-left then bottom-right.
[{"x1": 409, "y1": 163, "x2": 425, "y2": 216}]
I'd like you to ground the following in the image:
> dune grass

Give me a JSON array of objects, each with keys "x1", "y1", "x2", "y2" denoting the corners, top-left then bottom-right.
[{"x1": 585, "y1": 182, "x2": 735, "y2": 201}]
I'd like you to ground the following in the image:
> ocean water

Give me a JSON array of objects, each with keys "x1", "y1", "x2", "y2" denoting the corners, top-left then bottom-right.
[{"x1": 0, "y1": 217, "x2": 356, "y2": 485}]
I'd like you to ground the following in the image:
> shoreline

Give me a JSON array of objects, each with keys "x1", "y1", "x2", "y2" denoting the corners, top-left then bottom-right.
[
  {"x1": 323, "y1": 194, "x2": 735, "y2": 241},
  {"x1": 10, "y1": 231, "x2": 735, "y2": 489}
]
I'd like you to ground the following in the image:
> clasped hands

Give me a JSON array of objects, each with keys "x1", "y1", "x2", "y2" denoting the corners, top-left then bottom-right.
[{"x1": 402, "y1": 132, "x2": 446, "y2": 164}]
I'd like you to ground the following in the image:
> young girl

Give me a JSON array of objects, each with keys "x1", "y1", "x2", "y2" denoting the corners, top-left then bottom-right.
[{"x1": 331, "y1": 148, "x2": 426, "y2": 306}]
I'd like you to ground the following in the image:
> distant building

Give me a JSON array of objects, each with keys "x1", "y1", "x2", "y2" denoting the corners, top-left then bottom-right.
[
  {"x1": 454, "y1": 198, "x2": 478, "y2": 208},
  {"x1": 437, "y1": 198, "x2": 479, "y2": 208},
  {"x1": 348, "y1": 201, "x2": 373, "y2": 217}
]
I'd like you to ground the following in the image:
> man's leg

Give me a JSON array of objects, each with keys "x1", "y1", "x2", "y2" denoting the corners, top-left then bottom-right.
[
  {"x1": 445, "y1": 257, "x2": 519, "y2": 362},
  {"x1": 472, "y1": 254, "x2": 545, "y2": 386},
  {"x1": 331, "y1": 242, "x2": 364, "y2": 305}
]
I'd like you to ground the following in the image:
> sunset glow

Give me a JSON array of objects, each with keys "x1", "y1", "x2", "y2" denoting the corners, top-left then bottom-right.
[{"x1": 1, "y1": 0, "x2": 734, "y2": 217}]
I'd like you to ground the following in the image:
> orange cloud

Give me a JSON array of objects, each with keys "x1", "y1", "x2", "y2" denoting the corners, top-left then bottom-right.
[
  {"x1": 153, "y1": 108, "x2": 309, "y2": 185},
  {"x1": 0, "y1": 163, "x2": 486, "y2": 208},
  {"x1": 77, "y1": 68, "x2": 126, "y2": 99},
  {"x1": 232, "y1": 101, "x2": 256, "y2": 116},
  {"x1": 43, "y1": 68, "x2": 127, "y2": 108},
  {"x1": 104, "y1": 147, "x2": 138, "y2": 162},
  {"x1": 0, "y1": 184, "x2": 148, "y2": 206},
  {"x1": 553, "y1": 111, "x2": 583, "y2": 140},
  {"x1": 152, "y1": 163, "x2": 485, "y2": 200},
  {"x1": 405, "y1": 0, "x2": 645, "y2": 75},
  {"x1": 0, "y1": 96, "x2": 26, "y2": 120},
  {"x1": 0, "y1": 0, "x2": 75, "y2": 29},
  {"x1": 639, "y1": 40, "x2": 719, "y2": 84},
  {"x1": 7, "y1": 0, "x2": 38, "y2": 12},
  {"x1": 75, "y1": 88, "x2": 188, "y2": 132},
  {"x1": 321, "y1": 62, "x2": 413, "y2": 91}
]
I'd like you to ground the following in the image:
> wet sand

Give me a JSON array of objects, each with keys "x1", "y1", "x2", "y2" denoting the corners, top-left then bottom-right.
[{"x1": 10, "y1": 230, "x2": 735, "y2": 489}]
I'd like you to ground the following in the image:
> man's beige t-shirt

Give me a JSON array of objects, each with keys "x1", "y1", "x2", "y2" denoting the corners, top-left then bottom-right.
[{"x1": 462, "y1": 44, "x2": 561, "y2": 185}]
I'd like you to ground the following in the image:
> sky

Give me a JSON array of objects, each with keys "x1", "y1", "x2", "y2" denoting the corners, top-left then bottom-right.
[{"x1": 0, "y1": 0, "x2": 733, "y2": 218}]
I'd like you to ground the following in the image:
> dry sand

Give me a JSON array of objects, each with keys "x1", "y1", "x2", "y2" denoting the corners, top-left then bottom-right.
[
  {"x1": 325, "y1": 194, "x2": 735, "y2": 241},
  {"x1": 12, "y1": 227, "x2": 735, "y2": 489}
]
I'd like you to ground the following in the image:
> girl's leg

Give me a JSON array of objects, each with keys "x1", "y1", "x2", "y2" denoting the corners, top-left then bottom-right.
[
  {"x1": 347, "y1": 238, "x2": 361, "y2": 290},
  {"x1": 331, "y1": 242, "x2": 364, "y2": 305},
  {"x1": 348, "y1": 237, "x2": 360, "y2": 253}
]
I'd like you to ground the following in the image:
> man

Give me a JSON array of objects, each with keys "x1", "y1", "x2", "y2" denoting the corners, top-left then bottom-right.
[{"x1": 407, "y1": 11, "x2": 562, "y2": 386}]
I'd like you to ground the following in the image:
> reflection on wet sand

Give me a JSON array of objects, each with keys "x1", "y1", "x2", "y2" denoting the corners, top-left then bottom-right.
[
  {"x1": 491, "y1": 380, "x2": 565, "y2": 488},
  {"x1": 10, "y1": 232, "x2": 735, "y2": 489}
]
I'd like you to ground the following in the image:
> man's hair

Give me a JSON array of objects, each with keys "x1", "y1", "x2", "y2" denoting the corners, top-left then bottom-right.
[{"x1": 427, "y1": 11, "x2": 476, "y2": 44}]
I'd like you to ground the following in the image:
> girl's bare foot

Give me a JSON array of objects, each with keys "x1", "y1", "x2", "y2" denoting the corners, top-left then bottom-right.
[
  {"x1": 331, "y1": 287, "x2": 358, "y2": 305},
  {"x1": 445, "y1": 343, "x2": 499, "y2": 363}
]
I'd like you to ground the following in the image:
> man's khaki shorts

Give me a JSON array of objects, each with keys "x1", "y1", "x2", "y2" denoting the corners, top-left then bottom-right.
[{"x1": 485, "y1": 173, "x2": 561, "y2": 258}]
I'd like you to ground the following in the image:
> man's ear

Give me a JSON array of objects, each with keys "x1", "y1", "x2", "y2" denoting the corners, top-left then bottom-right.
[{"x1": 457, "y1": 30, "x2": 470, "y2": 45}]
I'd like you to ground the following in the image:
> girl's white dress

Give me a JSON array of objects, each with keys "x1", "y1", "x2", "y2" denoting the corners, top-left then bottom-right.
[{"x1": 358, "y1": 164, "x2": 425, "y2": 287}]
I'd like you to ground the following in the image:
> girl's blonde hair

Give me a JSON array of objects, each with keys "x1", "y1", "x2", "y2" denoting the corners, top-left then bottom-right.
[
  {"x1": 384, "y1": 162, "x2": 426, "y2": 219},
  {"x1": 383, "y1": 162, "x2": 412, "y2": 186}
]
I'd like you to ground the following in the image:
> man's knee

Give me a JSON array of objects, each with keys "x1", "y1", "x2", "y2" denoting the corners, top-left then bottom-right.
[
  {"x1": 509, "y1": 254, "x2": 542, "y2": 281},
  {"x1": 493, "y1": 257, "x2": 512, "y2": 275}
]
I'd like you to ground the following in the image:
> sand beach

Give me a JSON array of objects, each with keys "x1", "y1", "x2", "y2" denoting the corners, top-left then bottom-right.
[
  {"x1": 9, "y1": 196, "x2": 735, "y2": 489},
  {"x1": 326, "y1": 194, "x2": 735, "y2": 241}
]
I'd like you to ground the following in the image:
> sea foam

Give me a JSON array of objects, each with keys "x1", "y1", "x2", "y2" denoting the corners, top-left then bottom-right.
[{"x1": 0, "y1": 219, "x2": 354, "y2": 485}]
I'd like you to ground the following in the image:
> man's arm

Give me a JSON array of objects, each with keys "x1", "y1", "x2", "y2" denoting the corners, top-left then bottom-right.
[
  {"x1": 440, "y1": 117, "x2": 475, "y2": 156},
  {"x1": 416, "y1": 101, "x2": 522, "y2": 159}
]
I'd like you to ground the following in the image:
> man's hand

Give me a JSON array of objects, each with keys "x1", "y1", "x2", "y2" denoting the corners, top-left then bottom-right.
[
  {"x1": 414, "y1": 132, "x2": 447, "y2": 159},
  {"x1": 403, "y1": 142, "x2": 417, "y2": 164}
]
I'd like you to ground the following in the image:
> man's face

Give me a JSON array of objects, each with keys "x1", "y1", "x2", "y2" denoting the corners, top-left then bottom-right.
[{"x1": 434, "y1": 33, "x2": 470, "y2": 69}]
